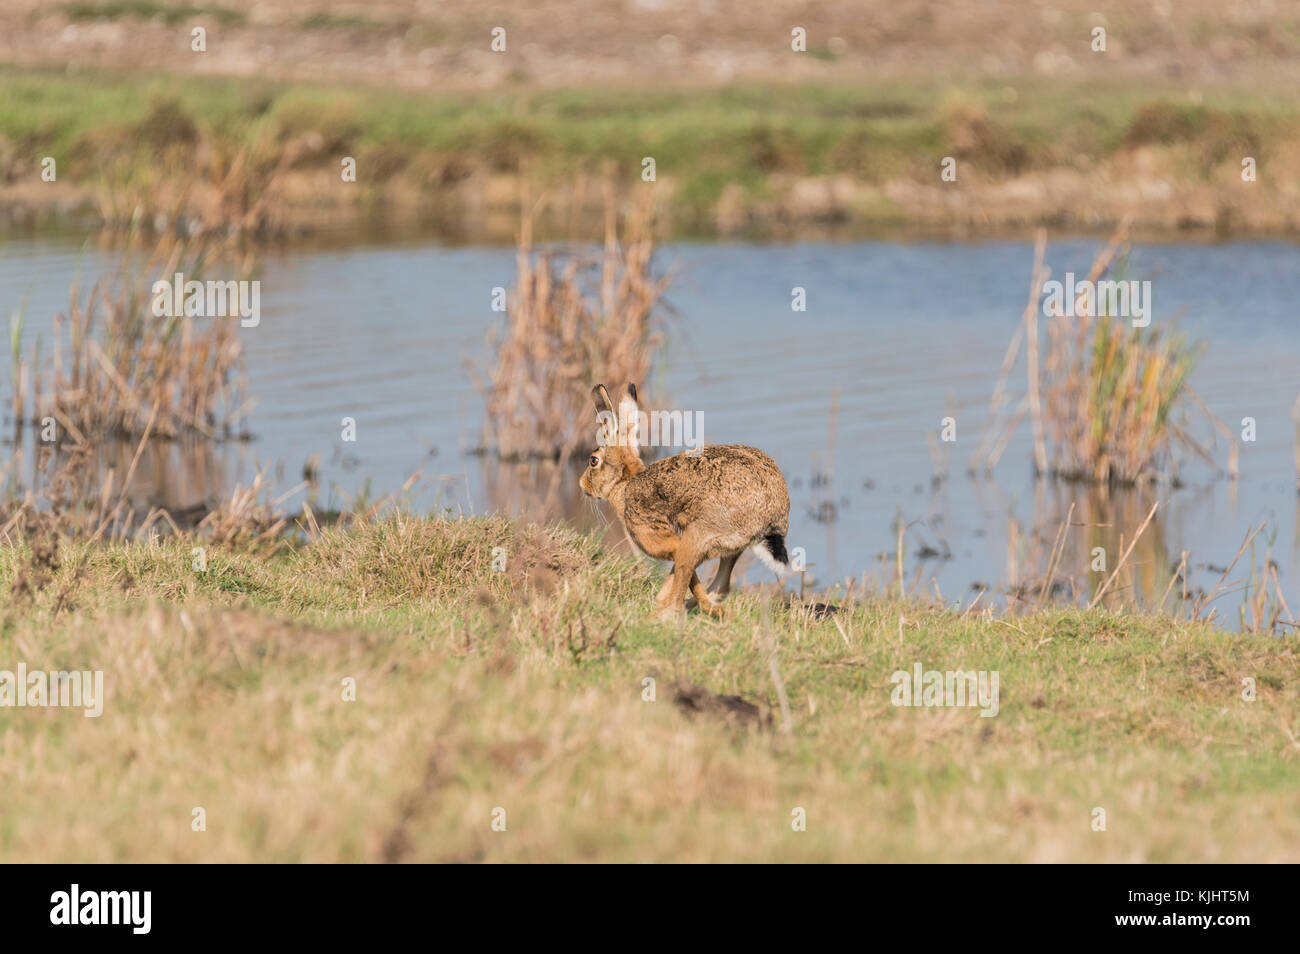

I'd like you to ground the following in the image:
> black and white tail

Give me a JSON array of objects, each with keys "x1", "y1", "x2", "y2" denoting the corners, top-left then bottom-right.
[{"x1": 751, "y1": 530, "x2": 791, "y2": 577}]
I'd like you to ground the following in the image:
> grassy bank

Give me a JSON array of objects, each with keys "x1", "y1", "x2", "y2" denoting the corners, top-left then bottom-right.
[
  {"x1": 1, "y1": 515, "x2": 1296, "y2": 862},
  {"x1": 3, "y1": 66, "x2": 1299, "y2": 238}
]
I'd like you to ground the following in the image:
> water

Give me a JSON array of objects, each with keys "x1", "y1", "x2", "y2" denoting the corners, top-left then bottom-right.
[{"x1": 4, "y1": 233, "x2": 1299, "y2": 622}]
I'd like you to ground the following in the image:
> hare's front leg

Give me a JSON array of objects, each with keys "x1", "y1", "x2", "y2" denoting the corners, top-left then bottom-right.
[
  {"x1": 653, "y1": 536, "x2": 723, "y2": 620},
  {"x1": 652, "y1": 560, "x2": 691, "y2": 622}
]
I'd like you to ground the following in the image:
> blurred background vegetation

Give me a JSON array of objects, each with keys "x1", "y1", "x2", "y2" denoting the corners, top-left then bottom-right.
[{"x1": 1, "y1": 0, "x2": 1297, "y2": 239}]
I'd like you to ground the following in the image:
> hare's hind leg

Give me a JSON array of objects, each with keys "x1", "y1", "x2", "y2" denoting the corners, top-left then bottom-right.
[
  {"x1": 707, "y1": 553, "x2": 740, "y2": 601},
  {"x1": 690, "y1": 572, "x2": 726, "y2": 618}
]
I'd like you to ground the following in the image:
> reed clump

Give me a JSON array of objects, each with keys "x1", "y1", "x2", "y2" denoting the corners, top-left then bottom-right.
[
  {"x1": 10, "y1": 230, "x2": 250, "y2": 447},
  {"x1": 480, "y1": 187, "x2": 670, "y2": 465},
  {"x1": 3, "y1": 227, "x2": 259, "y2": 544},
  {"x1": 1042, "y1": 312, "x2": 1200, "y2": 485},
  {"x1": 977, "y1": 225, "x2": 1212, "y2": 487}
]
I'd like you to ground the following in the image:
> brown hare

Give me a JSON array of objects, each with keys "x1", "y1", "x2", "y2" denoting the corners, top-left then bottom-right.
[{"x1": 579, "y1": 383, "x2": 791, "y2": 621}]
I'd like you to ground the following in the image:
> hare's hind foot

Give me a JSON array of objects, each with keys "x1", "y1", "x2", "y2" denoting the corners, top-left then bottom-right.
[
  {"x1": 651, "y1": 571, "x2": 725, "y2": 621},
  {"x1": 689, "y1": 574, "x2": 727, "y2": 618},
  {"x1": 706, "y1": 553, "x2": 740, "y2": 601}
]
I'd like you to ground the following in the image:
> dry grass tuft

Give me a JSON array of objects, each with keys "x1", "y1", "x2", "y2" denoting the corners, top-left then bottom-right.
[
  {"x1": 197, "y1": 472, "x2": 289, "y2": 551},
  {"x1": 294, "y1": 515, "x2": 604, "y2": 608}
]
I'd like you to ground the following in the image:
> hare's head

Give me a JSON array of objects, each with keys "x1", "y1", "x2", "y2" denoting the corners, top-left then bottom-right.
[{"x1": 580, "y1": 383, "x2": 644, "y2": 500}]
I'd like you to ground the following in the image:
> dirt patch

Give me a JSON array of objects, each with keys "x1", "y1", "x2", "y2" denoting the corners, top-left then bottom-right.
[
  {"x1": 673, "y1": 681, "x2": 768, "y2": 730},
  {"x1": 4, "y1": 1, "x2": 1295, "y2": 90}
]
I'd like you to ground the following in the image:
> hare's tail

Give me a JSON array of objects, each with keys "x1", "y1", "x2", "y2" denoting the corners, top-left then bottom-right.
[{"x1": 751, "y1": 529, "x2": 790, "y2": 576}]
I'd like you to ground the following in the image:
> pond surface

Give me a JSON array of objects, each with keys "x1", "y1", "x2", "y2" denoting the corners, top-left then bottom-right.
[{"x1": 4, "y1": 233, "x2": 1299, "y2": 623}]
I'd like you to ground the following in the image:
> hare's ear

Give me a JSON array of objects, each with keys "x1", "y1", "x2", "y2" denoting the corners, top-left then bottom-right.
[
  {"x1": 618, "y1": 383, "x2": 640, "y2": 452},
  {"x1": 592, "y1": 384, "x2": 617, "y2": 447}
]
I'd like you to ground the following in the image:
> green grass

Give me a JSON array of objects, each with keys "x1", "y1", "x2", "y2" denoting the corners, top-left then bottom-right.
[
  {"x1": 1, "y1": 516, "x2": 1297, "y2": 861},
  {"x1": 2, "y1": 64, "x2": 1296, "y2": 228},
  {"x1": 59, "y1": 1, "x2": 247, "y2": 26},
  {"x1": 299, "y1": 12, "x2": 393, "y2": 33}
]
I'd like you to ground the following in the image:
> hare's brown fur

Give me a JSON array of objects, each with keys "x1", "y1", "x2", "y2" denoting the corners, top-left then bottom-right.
[{"x1": 580, "y1": 384, "x2": 790, "y2": 621}]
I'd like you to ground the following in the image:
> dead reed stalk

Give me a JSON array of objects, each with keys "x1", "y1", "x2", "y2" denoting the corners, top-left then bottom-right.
[{"x1": 478, "y1": 185, "x2": 670, "y2": 465}]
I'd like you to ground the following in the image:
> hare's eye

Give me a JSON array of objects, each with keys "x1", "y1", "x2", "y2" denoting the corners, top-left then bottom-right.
[{"x1": 589, "y1": 455, "x2": 599, "y2": 468}]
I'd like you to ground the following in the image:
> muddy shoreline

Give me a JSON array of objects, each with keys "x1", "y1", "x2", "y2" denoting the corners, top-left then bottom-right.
[{"x1": 5, "y1": 166, "x2": 1299, "y2": 245}]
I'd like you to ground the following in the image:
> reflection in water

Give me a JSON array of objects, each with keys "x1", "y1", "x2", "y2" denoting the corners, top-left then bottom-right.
[{"x1": 6, "y1": 431, "x2": 233, "y2": 530}]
